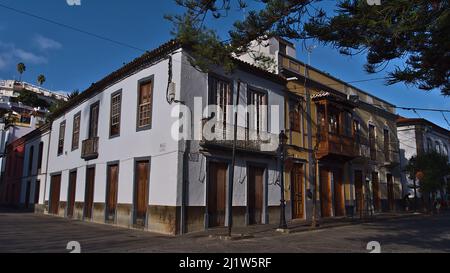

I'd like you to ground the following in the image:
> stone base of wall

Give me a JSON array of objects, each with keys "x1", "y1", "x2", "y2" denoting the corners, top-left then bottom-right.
[{"x1": 34, "y1": 203, "x2": 286, "y2": 235}]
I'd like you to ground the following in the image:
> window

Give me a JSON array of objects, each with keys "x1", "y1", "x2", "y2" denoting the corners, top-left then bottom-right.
[
  {"x1": 343, "y1": 112, "x2": 352, "y2": 137},
  {"x1": 427, "y1": 138, "x2": 433, "y2": 152},
  {"x1": 89, "y1": 102, "x2": 100, "y2": 138},
  {"x1": 353, "y1": 120, "x2": 361, "y2": 142},
  {"x1": 209, "y1": 76, "x2": 232, "y2": 123},
  {"x1": 289, "y1": 101, "x2": 302, "y2": 132},
  {"x1": 247, "y1": 89, "x2": 268, "y2": 134},
  {"x1": 384, "y1": 129, "x2": 390, "y2": 161},
  {"x1": 137, "y1": 79, "x2": 153, "y2": 129},
  {"x1": 37, "y1": 142, "x2": 43, "y2": 173},
  {"x1": 369, "y1": 124, "x2": 376, "y2": 161},
  {"x1": 72, "y1": 113, "x2": 81, "y2": 150},
  {"x1": 28, "y1": 146, "x2": 34, "y2": 175},
  {"x1": 317, "y1": 105, "x2": 326, "y2": 136},
  {"x1": 58, "y1": 121, "x2": 66, "y2": 156},
  {"x1": 436, "y1": 141, "x2": 441, "y2": 154},
  {"x1": 328, "y1": 110, "x2": 339, "y2": 134},
  {"x1": 279, "y1": 42, "x2": 287, "y2": 55},
  {"x1": 443, "y1": 145, "x2": 448, "y2": 157},
  {"x1": 110, "y1": 91, "x2": 122, "y2": 137}
]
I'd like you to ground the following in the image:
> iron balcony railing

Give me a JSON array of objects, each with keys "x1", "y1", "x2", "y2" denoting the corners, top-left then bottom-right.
[{"x1": 200, "y1": 119, "x2": 279, "y2": 154}]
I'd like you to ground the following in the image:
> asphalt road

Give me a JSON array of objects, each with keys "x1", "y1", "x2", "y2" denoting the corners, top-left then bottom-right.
[{"x1": 0, "y1": 211, "x2": 449, "y2": 253}]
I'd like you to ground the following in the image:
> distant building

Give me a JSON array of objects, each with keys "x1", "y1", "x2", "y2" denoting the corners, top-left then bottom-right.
[
  {"x1": 0, "y1": 80, "x2": 67, "y2": 199},
  {"x1": 397, "y1": 117, "x2": 450, "y2": 199}
]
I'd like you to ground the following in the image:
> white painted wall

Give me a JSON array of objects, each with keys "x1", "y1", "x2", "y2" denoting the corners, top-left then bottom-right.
[
  {"x1": 180, "y1": 50, "x2": 285, "y2": 208},
  {"x1": 20, "y1": 131, "x2": 50, "y2": 205},
  {"x1": 45, "y1": 50, "x2": 183, "y2": 207}
]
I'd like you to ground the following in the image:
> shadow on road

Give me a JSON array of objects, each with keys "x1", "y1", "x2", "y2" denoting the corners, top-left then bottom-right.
[{"x1": 347, "y1": 213, "x2": 450, "y2": 253}]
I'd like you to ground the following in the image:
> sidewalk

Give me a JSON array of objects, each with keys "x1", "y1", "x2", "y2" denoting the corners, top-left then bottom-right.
[{"x1": 190, "y1": 211, "x2": 430, "y2": 240}]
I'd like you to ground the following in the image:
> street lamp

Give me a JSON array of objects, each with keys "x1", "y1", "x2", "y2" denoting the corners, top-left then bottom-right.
[{"x1": 278, "y1": 130, "x2": 288, "y2": 230}]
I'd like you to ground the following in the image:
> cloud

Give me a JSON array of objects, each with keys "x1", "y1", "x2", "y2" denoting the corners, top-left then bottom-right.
[
  {"x1": 0, "y1": 41, "x2": 48, "y2": 70},
  {"x1": 34, "y1": 35, "x2": 62, "y2": 51}
]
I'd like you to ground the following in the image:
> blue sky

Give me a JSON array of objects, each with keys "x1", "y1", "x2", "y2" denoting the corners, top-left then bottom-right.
[{"x1": 0, "y1": 0, "x2": 448, "y2": 129}]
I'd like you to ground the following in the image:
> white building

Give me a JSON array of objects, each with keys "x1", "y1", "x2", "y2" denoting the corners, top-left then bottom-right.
[
  {"x1": 397, "y1": 117, "x2": 450, "y2": 198},
  {"x1": 18, "y1": 41, "x2": 286, "y2": 235}
]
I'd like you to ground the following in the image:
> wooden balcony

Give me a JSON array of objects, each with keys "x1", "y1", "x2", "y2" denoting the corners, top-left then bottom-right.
[
  {"x1": 317, "y1": 131, "x2": 358, "y2": 161},
  {"x1": 81, "y1": 137, "x2": 99, "y2": 161},
  {"x1": 200, "y1": 119, "x2": 278, "y2": 155}
]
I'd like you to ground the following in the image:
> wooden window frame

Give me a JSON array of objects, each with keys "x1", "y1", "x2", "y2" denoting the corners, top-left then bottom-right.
[
  {"x1": 57, "y1": 121, "x2": 66, "y2": 156},
  {"x1": 369, "y1": 124, "x2": 377, "y2": 161},
  {"x1": 383, "y1": 128, "x2": 390, "y2": 161},
  {"x1": 136, "y1": 76, "x2": 154, "y2": 132},
  {"x1": 289, "y1": 100, "x2": 302, "y2": 133},
  {"x1": 89, "y1": 102, "x2": 100, "y2": 139},
  {"x1": 247, "y1": 87, "x2": 269, "y2": 135},
  {"x1": 109, "y1": 90, "x2": 122, "y2": 138},
  {"x1": 208, "y1": 73, "x2": 233, "y2": 120},
  {"x1": 72, "y1": 112, "x2": 81, "y2": 151}
]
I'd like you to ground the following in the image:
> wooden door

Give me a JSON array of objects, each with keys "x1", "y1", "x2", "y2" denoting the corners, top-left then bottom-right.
[
  {"x1": 34, "y1": 180, "x2": 40, "y2": 204},
  {"x1": 248, "y1": 166, "x2": 264, "y2": 225},
  {"x1": 24, "y1": 181, "x2": 31, "y2": 209},
  {"x1": 208, "y1": 162, "x2": 227, "y2": 227},
  {"x1": 355, "y1": 171, "x2": 364, "y2": 214},
  {"x1": 84, "y1": 167, "x2": 95, "y2": 219},
  {"x1": 372, "y1": 172, "x2": 381, "y2": 211},
  {"x1": 134, "y1": 161, "x2": 150, "y2": 226},
  {"x1": 106, "y1": 164, "x2": 119, "y2": 222},
  {"x1": 67, "y1": 171, "x2": 77, "y2": 218},
  {"x1": 291, "y1": 164, "x2": 304, "y2": 219},
  {"x1": 49, "y1": 175, "x2": 61, "y2": 215},
  {"x1": 333, "y1": 169, "x2": 345, "y2": 217},
  {"x1": 387, "y1": 174, "x2": 395, "y2": 211},
  {"x1": 320, "y1": 168, "x2": 332, "y2": 218}
]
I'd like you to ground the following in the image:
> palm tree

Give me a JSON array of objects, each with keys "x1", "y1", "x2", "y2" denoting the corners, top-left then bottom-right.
[
  {"x1": 67, "y1": 90, "x2": 80, "y2": 100},
  {"x1": 17, "y1": 63, "x2": 26, "y2": 82},
  {"x1": 37, "y1": 74, "x2": 46, "y2": 87}
]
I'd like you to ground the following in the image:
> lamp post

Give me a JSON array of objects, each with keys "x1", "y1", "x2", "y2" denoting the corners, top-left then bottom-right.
[{"x1": 278, "y1": 130, "x2": 288, "y2": 230}]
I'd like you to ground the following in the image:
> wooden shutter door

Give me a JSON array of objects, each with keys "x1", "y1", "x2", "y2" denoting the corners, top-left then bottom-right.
[
  {"x1": 333, "y1": 168, "x2": 345, "y2": 217},
  {"x1": 320, "y1": 168, "x2": 332, "y2": 218},
  {"x1": 291, "y1": 164, "x2": 304, "y2": 219},
  {"x1": 135, "y1": 161, "x2": 149, "y2": 226},
  {"x1": 387, "y1": 174, "x2": 394, "y2": 211},
  {"x1": 67, "y1": 171, "x2": 77, "y2": 218},
  {"x1": 50, "y1": 175, "x2": 61, "y2": 215},
  {"x1": 208, "y1": 162, "x2": 227, "y2": 227},
  {"x1": 84, "y1": 167, "x2": 95, "y2": 219},
  {"x1": 248, "y1": 166, "x2": 264, "y2": 225},
  {"x1": 106, "y1": 165, "x2": 119, "y2": 222},
  {"x1": 355, "y1": 171, "x2": 364, "y2": 214}
]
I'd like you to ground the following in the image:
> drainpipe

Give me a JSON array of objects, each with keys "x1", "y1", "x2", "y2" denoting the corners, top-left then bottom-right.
[{"x1": 180, "y1": 139, "x2": 190, "y2": 234}]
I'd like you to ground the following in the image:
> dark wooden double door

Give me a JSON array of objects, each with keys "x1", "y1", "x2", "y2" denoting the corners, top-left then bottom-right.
[
  {"x1": 208, "y1": 162, "x2": 266, "y2": 227},
  {"x1": 320, "y1": 167, "x2": 345, "y2": 218}
]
